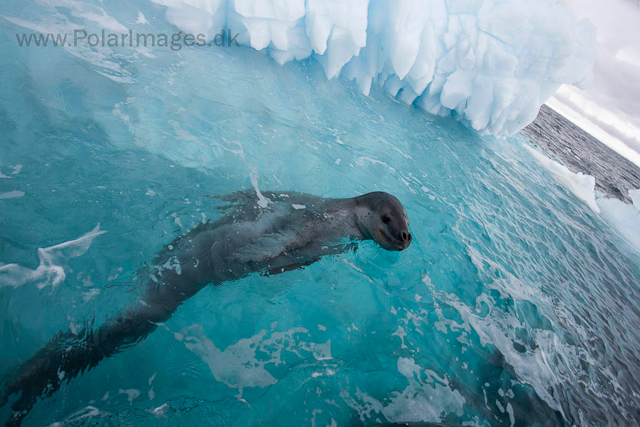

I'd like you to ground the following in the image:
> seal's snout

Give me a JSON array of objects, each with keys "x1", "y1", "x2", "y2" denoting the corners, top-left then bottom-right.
[{"x1": 396, "y1": 230, "x2": 412, "y2": 250}]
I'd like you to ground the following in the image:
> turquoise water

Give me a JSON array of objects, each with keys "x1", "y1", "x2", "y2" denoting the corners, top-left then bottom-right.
[{"x1": 2, "y1": 3, "x2": 640, "y2": 426}]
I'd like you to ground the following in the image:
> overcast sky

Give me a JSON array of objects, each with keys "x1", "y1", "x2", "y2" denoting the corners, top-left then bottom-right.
[{"x1": 549, "y1": 0, "x2": 640, "y2": 167}]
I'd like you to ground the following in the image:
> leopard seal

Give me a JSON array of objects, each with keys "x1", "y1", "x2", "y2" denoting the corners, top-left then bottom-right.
[{"x1": 1, "y1": 190, "x2": 411, "y2": 426}]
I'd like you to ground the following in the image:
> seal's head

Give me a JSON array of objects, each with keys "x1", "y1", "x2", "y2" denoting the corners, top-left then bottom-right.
[{"x1": 355, "y1": 192, "x2": 412, "y2": 251}]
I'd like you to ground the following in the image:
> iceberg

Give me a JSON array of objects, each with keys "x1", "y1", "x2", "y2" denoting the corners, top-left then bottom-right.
[
  {"x1": 524, "y1": 145, "x2": 600, "y2": 213},
  {"x1": 525, "y1": 145, "x2": 640, "y2": 254},
  {"x1": 598, "y1": 190, "x2": 640, "y2": 253},
  {"x1": 151, "y1": 0, "x2": 596, "y2": 136}
]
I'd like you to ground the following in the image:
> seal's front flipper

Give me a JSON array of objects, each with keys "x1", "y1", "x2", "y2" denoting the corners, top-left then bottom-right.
[{"x1": 262, "y1": 242, "x2": 357, "y2": 276}]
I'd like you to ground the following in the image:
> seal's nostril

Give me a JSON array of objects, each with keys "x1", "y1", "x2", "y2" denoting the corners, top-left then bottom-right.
[{"x1": 400, "y1": 231, "x2": 411, "y2": 243}]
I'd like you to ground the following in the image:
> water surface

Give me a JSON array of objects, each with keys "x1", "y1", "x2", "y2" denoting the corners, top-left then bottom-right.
[{"x1": 1, "y1": 6, "x2": 640, "y2": 426}]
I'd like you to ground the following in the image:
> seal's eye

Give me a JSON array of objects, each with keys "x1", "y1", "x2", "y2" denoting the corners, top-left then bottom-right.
[{"x1": 381, "y1": 215, "x2": 391, "y2": 224}]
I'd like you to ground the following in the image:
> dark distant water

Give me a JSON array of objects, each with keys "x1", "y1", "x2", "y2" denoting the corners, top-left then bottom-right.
[{"x1": 522, "y1": 105, "x2": 640, "y2": 203}]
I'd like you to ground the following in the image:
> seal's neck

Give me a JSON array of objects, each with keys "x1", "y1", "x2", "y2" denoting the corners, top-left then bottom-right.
[{"x1": 321, "y1": 198, "x2": 373, "y2": 242}]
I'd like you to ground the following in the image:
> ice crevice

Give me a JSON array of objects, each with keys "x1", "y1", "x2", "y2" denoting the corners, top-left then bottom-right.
[{"x1": 151, "y1": 0, "x2": 596, "y2": 136}]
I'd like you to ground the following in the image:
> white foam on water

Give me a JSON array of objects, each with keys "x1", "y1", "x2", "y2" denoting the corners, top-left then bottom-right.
[
  {"x1": 175, "y1": 324, "x2": 332, "y2": 397},
  {"x1": 149, "y1": 403, "x2": 169, "y2": 417},
  {"x1": 391, "y1": 325, "x2": 408, "y2": 349},
  {"x1": 507, "y1": 403, "x2": 515, "y2": 427},
  {"x1": 422, "y1": 270, "x2": 569, "y2": 419},
  {"x1": 0, "y1": 190, "x2": 25, "y2": 199},
  {"x1": 250, "y1": 167, "x2": 271, "y2": 208},
  {"x1": 0, "y1": 224, "x2": 106, "y2": 290},
  {"x1": 82, "y1": 288, "x2": 101, "y2": 302},
  {"x1": 119, "y1": 388, "x2": 141, "y2": 405},
  {"x1": 340, "y1": 356, "x2": 465, "y2": 424},
  {"x1": 46, "y1": 406, "x2": 104, "y2": 427},
  {"x1": 136, "y1": 11, "x2": 149, "y2": 25},
  {"x1": 382, "y1": 357, "x2": 466, "y2": 422},
  {"x1": 340, "y1": 387, "x2": 383, "y2": 423}
]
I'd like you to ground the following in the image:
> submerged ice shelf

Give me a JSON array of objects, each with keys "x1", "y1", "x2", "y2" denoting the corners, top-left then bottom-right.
[{"x1": 152, "y1": 0, "x2": 596, "y2": 136}]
